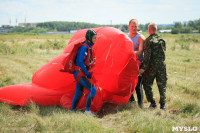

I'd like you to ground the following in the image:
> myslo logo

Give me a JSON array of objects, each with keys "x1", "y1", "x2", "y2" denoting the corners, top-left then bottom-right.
[{"x1": 172, "y1": 126, "x2": 198, "y2": 132}]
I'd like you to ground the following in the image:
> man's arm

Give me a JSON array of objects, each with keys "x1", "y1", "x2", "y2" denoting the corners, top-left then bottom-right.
[
  {"x1": 141, "y1": 38, "x2": 151, "y2": 71},
  {"x1": 76, "y1": 46, "x2": 90, "y2": 76},
  {"x1": 135, "y1": 34, "x2": 145, "y2": 57}
]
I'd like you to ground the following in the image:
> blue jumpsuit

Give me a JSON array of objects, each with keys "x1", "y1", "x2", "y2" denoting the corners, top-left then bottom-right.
[{"x1": 71, "y1": 41, "x2": 97, "y2": 111}]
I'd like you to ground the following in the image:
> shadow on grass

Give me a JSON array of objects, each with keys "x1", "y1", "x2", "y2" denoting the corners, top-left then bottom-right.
[
  {"x1": 9, "y1": 101, "x2": 138, "y2": 118},
  {"x1": 10, "y1": 103, "x2": 69, "y2": 117},
  {"x1": 97, "y1": 102, "x2": 136, "y2": 118}
]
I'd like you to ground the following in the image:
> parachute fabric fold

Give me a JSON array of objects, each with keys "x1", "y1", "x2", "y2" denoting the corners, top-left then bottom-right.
[{"x1": 0, "y1": 27, "x2": 139, "y2": 112}]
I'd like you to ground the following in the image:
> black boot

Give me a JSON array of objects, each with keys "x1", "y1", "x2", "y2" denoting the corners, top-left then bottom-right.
[
  {"x1": 160, "y1": 103, "x2": 165, "y2": 110},
  {"x1": 138, "y1": 101, "x2": 143, "y2": 108},
  {"x1": 149, "y1": 101, "x2": 157, "y2": 109},
  {"x1": 129, "y1": 94, "x2": 137, "y2": 103}
]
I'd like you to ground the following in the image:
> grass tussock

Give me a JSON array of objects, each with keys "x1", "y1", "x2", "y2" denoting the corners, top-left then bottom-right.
[
  {"x1": 181, "y1": 103, "x2": 200, "y2": 116},
  {"x1": 0, "y1": 39, "x2": 66, "y2": 55},
  {"x1": 0, "y1": 33, "x2": 200, "y2": 132}
]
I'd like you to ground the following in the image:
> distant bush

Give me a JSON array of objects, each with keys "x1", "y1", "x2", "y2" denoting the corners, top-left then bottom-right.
[
  {"x1": 39, "y1": 39, "x2": 65, "y2": 50},
  {"x1": 0, "y1": 42, "x2": 35, "y2": 55},
  {"x1": 10, "y1": 27, "x2": 48, "y2": 34},
  {"x1": 0, "y1": 43, "x2": 11, "y2": 54},
  {"x1": 178, "y1": 36, "x2": 199, "y2": 43},
  {"x1": 181, "y1": 103, "x2": 200, "y2": 116},
  {"x1": 0, "y1": 38, "x2": 66, "y2": 55},
  {"x1": 183, "y1": 58, "x2": 191, "y2": 62},
  {"x1": 171, "y1": 28, "x2": 180, "y2": 34},
  {"x1": 180, "y1": 43, "x2": 190, "y2": 50},
  {"x1": 181, "y1": 27, "x2": 192, "y2": 33},
  {"x1": 174, "y1": 36, "x2": 199, "y2": 50},
  {"x1": 51, "y1": 40, "x2": 65, "y2": 50}
]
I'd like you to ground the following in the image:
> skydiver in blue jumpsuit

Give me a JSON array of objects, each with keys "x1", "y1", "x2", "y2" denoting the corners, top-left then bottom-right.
[{"x1": 71, "y1": 29, "x2": 97, "y2": 117}]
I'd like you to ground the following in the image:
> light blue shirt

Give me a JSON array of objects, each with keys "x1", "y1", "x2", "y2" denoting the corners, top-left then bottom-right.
[{"x1": 128, "y1": 33, "x2": 143, "y2": 63}]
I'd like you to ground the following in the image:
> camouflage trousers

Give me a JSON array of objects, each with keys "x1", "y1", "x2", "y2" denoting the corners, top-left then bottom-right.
[{"x1": 143, "y1": 64, "x2": 167, "y2": 105}]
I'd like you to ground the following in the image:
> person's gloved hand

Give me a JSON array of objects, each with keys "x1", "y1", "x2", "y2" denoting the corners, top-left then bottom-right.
[{"x1": 86, "y1": 73, "x2": 92, "y2": 79}]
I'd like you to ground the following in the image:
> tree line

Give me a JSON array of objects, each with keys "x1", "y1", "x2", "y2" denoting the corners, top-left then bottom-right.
[
  {"x1": 171, "y1": 19, "x2": 200, "y2": 34},
  {"x1": 35, "y1": 21, "x2": 150, "y2": 33},
  {"x1": 9, "y1": 18, "x2": 200, "y2": 34}
]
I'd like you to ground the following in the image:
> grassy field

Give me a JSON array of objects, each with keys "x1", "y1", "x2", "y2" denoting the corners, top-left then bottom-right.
[{"x1": 0, "y1": 33, "x2": 200, "y2": 132}]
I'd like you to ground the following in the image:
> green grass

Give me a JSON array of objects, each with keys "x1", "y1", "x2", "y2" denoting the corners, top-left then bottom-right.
[{"x1": 0, "y1": 33, "x2": 200, "y2": 132}]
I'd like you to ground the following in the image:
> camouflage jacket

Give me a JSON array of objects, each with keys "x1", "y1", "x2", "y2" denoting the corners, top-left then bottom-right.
[{"x1": 142, "y1": 33, "x2": 166, "y2": 70}]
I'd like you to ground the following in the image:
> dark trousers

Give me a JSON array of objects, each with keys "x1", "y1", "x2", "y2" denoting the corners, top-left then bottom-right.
[
  {"x1": 143, "y1": 64, "x2": 167, "y2": 105},
  {"x1": 129, "y1": 63, "x2": 143, "y2": 104},
  {"x1": 129, "y1": 75, "x2": 143, "y2": 104}
]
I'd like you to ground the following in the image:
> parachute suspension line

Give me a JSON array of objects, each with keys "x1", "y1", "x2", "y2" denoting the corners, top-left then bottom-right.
[
  {"x1": 105, "y1": 43, "x2": 112, "y2": 63},
  {"x1": 0, "y1": 98, "x2": 24, "y2": 106}
]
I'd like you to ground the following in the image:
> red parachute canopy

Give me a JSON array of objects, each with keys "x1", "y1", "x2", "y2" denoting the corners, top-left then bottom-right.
[{"x1": 0, "y1": 27, "x2": 139, "y2": 113}]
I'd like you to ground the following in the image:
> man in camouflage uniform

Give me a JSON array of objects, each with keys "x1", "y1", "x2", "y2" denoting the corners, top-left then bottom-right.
[{"x1": 139, "y1": 23, "x2": 167, "y2": 110}]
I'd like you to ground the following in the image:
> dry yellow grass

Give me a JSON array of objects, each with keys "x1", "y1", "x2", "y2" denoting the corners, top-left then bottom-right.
[{"x1": 0, "y1": 33, "x2": 200, "y2": 132}]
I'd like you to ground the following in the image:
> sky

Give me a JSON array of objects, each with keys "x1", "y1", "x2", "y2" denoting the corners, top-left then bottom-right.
[{"x1": 0, "y1": 0, "x2": 200, "y2": 26}]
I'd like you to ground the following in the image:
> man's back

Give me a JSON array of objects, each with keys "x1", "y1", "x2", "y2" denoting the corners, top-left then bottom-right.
[{"x1": 145, "y1": 34, "x2": 166, "y2": 66}]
